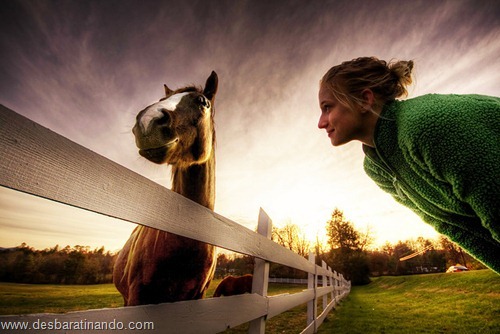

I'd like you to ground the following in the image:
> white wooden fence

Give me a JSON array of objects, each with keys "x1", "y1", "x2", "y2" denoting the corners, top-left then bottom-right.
[{"x1": 0, "y1": 105, "x2": 350, "y2": 333}]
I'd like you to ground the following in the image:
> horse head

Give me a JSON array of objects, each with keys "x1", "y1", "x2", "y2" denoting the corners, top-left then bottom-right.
[{"x1": 133, "y1": 71, "x2": 218, "y2": 167}]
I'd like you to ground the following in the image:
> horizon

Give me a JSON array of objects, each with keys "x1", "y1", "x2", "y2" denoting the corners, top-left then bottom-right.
[{"x1": 0, "y1": 231, "x2": 446, "y2": 255}]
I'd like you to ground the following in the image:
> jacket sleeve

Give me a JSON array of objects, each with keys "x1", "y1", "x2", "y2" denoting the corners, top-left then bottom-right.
[{"x1": 409, "y1": 95, "x2": 500, "y2": 243}]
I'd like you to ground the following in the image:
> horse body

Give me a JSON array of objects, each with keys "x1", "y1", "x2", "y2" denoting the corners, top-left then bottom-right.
[
  {"x1": 213, "y1": 274, "x2": 253, "y2": 297},
  {"x1": 113, "y1": 72, "x2": 218, "y2": 306}
]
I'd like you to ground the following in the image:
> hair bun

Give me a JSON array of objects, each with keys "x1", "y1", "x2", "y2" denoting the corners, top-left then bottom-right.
[
  {"x1": 321, "y1": 57, "x2": 415, "y2": 109},
  {"x1": 389, "y1": 60, "x2": 414, "y2": 97}
]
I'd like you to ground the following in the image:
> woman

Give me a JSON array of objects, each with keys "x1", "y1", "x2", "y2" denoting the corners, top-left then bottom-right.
[{"x1": 318, "y1": 57, "x2": 499, "y2": 274}]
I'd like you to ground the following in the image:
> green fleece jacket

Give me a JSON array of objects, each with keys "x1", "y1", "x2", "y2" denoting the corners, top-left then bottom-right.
[{"x1": 363, "y1": 94, "x2": 500, "y2": 274}]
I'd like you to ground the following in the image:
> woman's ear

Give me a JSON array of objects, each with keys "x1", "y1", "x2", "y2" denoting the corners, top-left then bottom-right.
[{"x1": 360, "y1": 89, "x2": 375, "y2": 113}]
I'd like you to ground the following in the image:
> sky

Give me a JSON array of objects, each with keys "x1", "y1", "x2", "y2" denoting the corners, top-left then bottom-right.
[{"x1": 0, "y1": 0, "x2": 499, "y2": 252}]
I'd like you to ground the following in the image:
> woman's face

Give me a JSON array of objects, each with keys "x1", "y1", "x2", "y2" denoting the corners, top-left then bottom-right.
[{"x1": 318, "y1": 84, "x2": 367, "y2": 147}]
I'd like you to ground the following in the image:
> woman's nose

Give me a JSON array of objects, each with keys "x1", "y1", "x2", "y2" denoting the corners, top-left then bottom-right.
[{"x1": 318, "y1": 113, "x2": 328, "y2": 129}]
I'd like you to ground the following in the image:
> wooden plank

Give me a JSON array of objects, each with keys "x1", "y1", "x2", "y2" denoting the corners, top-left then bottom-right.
[
  {"x1": 267, "y1": 290, "x2": 314, "y2": 320},
  {"x1": 339, "y1": 290, "x2": 349, "y2": 300},
  {"x1": 300, "y1": 322, "x2": 315, "y2": 334},
  {"x1": 0, "y1": 294, "x2": 267, "y2": 334},
  {"x1": 315, "y1": 265, "x2": 333, "y2": 277},
  {"x1": 316, "y1": 286, "x2": 333, "y2": 299},
  {"x1": 334, "y1": 272, "x2": 341, "y2": 300},
  {"x1": 306, "y1": 252, "x2": 317, "y2": 331},
  {"x1": 251, "y1": 208, "x2": 272, "y2": 297},
  {"x1": 329, "y1": 267, "x2": 335, "y2": 302},
  {"x1": 315, "y1": 298, "x2": 336, "y2": 329},
  {"x1": 0, "y1": 105, "x2": 315, "y2": 273},
  {"x1": 322, "y1": 262, "x2": 328, "y2": 311}
]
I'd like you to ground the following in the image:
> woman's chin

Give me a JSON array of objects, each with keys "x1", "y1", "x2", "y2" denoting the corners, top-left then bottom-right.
[{"x1": 330, "y1": 137, "x2": 349, "y2": 147}]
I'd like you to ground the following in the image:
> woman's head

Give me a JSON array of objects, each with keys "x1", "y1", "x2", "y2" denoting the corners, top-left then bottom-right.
[
  {"x1": 320, "y1": 57, "x2": 414, "y2": 111},
  {"x1": 318, "y1": 57, "x2": 414, "y2": 147}
]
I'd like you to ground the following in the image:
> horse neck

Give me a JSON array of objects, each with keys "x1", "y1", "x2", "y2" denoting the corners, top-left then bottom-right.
[{"x1": 171, "y1": 150, "x2": 215, "y2": 210}]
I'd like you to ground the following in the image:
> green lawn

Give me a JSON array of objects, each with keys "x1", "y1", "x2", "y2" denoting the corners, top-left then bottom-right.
[
  {"x1": 1, "y1": 270, "x2": 498, "y2": 334},
  {"x1": 0, "y1": 279, "x2": 305, "y2": 316},
  {"x1": 0, "y1": 282, "x2": 123, "y2": 315},
  {"x1": 318, "y1": 269, "x2": 500, "y2": 334}
]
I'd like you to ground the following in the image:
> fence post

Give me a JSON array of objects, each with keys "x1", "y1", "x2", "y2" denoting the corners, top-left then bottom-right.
[
  {"x1": 328, "y1": 266, "x2": 335, "y2": 308},
  {"x1": 249, "y1": 208, "x2": 272, "y2": 334},
  {"x1": 335, "y1": 272, "x2": 342, "y2": 303},
  {"x1": 322, "y1": 261, "x2": 328, "y2": 311},
  {"x1": 307, "y1": 252, "x2": 317, "y2": 332}
]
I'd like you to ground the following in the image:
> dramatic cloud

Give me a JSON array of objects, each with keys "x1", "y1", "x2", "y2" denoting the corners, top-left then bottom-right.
[{"x1": 1, "y1": 0, "x2": 499, "y2": 250}]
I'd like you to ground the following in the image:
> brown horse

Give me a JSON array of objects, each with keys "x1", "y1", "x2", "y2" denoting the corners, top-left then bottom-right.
[
  {"x1": 213, "y1": 274, "x2": 253, "y2": 297},
  {"x1": 113, "y1": 72, "x2": 218, "y2": 306}
]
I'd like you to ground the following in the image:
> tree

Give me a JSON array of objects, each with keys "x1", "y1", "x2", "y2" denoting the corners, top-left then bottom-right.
[
  {"x1": 438, "y1": 236, "x2": 486, "y2": 270},
  {"x1": 326, "y1": 208, "x2": 360, "y2": 251},
  {"x1": 314, "y1": 235, "x2": 328, "y2": 266},
  {"x1": 270, "y1": 222, "x2": 310, "y2": 279},
  {"x1": 0, "y1": 244, "x2": 115, "y2": 284},
  {"x1": 392, "y1": 240, "x2": 414, "y2": 274},
  {"x1": 216, "y1": 253, "x2": 231, "y2": 278},
  {"x1": 358, "y1": 224, "x2": 375, "y2": 252},
  {"x1": 272, "y1": 221, "x2": 310, "y2": 258},
  {"x1": 325, "y1": 208, "x2": 371, "y2": 285},
  {"x1": 368, "y1": 250, "x2": 391, "y2": 276}
]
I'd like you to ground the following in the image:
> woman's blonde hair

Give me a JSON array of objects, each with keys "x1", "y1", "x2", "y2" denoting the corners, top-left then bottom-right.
[{"x1": 321, "y1": 57, "x2": 414, "y2": 110}]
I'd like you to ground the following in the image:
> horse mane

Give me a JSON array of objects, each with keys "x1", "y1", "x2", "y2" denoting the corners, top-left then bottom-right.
[
  {"x1": 159, "y1": 86, "x2": 201, "y2": 101},
  {"x1": 176, "y1": 86, "x2": 201, "y2": 93}
]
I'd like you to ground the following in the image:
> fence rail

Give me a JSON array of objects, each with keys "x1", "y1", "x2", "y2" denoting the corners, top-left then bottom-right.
[
  {"x1": 269, "y1": 278, "x2": 308, "y2": 284},
  {"x1": 0, "y1": 105, "x2": 350, "y2": 333}
]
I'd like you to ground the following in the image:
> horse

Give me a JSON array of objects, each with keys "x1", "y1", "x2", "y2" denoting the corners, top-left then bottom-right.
[
  {"x1": 113, "y1": 71, "x2": 218, "y2": 305},
  {"x1": 213, "y1": 274, "x2": 253, "y2": 297}
]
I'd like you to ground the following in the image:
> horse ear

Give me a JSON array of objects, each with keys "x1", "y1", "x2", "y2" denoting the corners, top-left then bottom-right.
[
  {"x1": 164, "y1": 84, "x2": 174, "y2": 97},
  {"x1": 203, "y1": 71, "x2": 218, "y2": 101}
]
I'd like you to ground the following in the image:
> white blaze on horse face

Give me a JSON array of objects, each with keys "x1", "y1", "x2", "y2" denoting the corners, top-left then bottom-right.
[{"x1": 139, "y1": 92, "x2": 189, "y2": 133}]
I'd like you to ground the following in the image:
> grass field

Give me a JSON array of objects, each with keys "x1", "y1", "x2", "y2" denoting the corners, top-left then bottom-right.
[
  {"x1": 318, "y1": 269, "x2": 500, "y2": 334},
  {"x1": 1, "y1": 270, "x2": 499, "y2": 333}
]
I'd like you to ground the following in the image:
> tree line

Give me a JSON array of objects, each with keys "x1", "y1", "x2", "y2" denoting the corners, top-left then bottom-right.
[
  {"x1": 216, "y1": 208, "x2": 486, "y2": 285},
  {"x1": 0, "y1": 243, "x2": 114, "y2": 284},
  {"x1": 277, "y1": 208, "x2": 486, "y2": 285},
  {"x1": 0, "y1": 208, "x2": 486, "y2": 285}
]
